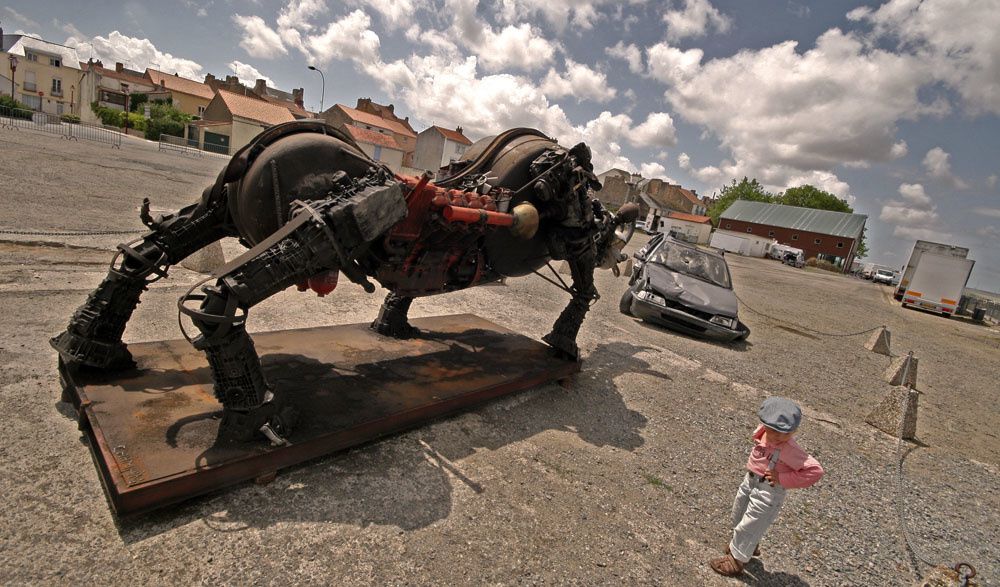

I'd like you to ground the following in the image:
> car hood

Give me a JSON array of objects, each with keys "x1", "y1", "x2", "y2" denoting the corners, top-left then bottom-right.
[{"x1": 645, "y1": 263, "x2": 738, "y2": 317}]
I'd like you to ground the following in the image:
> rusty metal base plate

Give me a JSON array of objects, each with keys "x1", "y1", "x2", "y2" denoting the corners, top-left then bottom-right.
[{"x1": 61, "y1": 314, "x2": 579, "y2": 518}]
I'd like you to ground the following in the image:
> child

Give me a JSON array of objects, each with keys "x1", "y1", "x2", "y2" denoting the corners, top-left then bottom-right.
[{"x1": 710, "y1": 396, "x2": 824, "y2": 577}]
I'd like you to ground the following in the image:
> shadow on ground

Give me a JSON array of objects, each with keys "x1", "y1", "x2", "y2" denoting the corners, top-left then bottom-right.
[{"x1": 106, "y1": 340, "x2": 657, "y2": 543}]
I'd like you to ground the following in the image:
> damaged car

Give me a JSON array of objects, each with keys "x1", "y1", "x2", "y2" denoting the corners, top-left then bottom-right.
[{"x1": 620, "y1": 233, "x2": 750, "y2": 342}]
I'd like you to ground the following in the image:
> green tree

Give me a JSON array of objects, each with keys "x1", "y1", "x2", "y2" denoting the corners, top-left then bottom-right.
[
  {"x1": 144, "y1": 100, "x2": 191, "y2": 141},
  {"x1": 778, "y1": 185, "x2": 852, "y2": 213},
  {"x1": 707, "y1": 177, "x2": 776, "y2": 225}
]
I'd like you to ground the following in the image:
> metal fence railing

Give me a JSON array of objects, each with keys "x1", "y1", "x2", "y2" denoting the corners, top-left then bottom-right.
[
  {"x1": 961, "y1": 294, "x2": 1000, "y2": 324},
  {"x1": 0, "y1": 105, "x2": 122, "y2": 148},
  {"x1": 158, "y1": 134, "x2": 232, "y2": 159}
]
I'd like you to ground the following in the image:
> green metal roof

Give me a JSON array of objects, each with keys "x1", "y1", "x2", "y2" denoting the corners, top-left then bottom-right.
[{"x1": 720, "y1": 200, "x2": 867, "y2": 239}]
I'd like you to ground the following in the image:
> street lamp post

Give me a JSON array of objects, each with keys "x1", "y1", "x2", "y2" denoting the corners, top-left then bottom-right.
[
  {"x1": 121, "y1": 82, "x2": 130, "y2": 133},
  {"x1": 307, "y1": 65, "x2": 325, "y2": 114},
  {"x1": 8, "y1": 54, "x2": 17, "y2": 100}
]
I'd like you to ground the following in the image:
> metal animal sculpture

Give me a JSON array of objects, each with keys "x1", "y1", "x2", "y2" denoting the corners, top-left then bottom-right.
[{"x1": 52, "y1": 121, "x2": 637, "y2": 444}]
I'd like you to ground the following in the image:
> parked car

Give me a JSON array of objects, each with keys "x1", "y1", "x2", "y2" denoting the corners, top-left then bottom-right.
[
  {"x1": 782, "y1": 251, "x2": 805, "y2": 268},
  {"x1": 620, "y1": 234, "x2": 750, "y2": 342},
  {"x1": 872, "y1": 268, "x2": 896, "y2": 285}
]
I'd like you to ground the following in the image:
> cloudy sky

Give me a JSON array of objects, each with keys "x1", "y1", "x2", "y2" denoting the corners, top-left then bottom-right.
[{"x1": 4, "y1": 0, "x2": 999, "y2": 289}]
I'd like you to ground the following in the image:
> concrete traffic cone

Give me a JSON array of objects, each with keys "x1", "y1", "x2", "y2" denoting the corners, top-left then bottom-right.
[
  {"x1": 864, "y1": 326, "x2": 891, "y2": 356},
  {"x1": 885, "y1": 352, "x2": 918, "y2": 387},
  {"x1": 866, "y1": 387, "x2": 919, "y2": 440}
]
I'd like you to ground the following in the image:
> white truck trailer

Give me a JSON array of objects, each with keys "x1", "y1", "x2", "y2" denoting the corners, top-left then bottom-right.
[
  {"x1": 900, "y1": 252, "x2": 975, "y2": 316},
  {"x1": 709, "y1": 231, "x2": 749, "y2": 255},
  {"x1": 895, "y1": 240, "x2": 970, "y2": 301}
]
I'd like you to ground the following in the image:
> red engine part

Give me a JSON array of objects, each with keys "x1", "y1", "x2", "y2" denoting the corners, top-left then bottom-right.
[{"x1": 296, "y1": 270, "x2": 339, "y2": 297}]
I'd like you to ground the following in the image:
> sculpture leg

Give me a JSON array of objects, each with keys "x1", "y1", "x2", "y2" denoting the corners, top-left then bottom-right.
[
  {"x1": 185, "y1": 216, "x2": 342, "y2": 443},
  {"x1": 51, "y1": 189, "x2": 230, "y2": 370},
  {"x1": 542, "y1": 237, "x2": 598, "y2": 361},
  {"x1": 371, "y1": 292, "x2": 419, "y2": 338}
]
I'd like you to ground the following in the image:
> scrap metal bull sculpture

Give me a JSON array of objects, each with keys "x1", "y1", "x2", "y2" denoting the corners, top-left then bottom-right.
[{"x1": 52, "y1": 120, "x2": 637, "y2": 444}]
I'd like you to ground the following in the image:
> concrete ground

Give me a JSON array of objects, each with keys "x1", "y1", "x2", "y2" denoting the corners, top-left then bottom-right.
[{"x1": 1, "y1": 129, "x2": 997, "y2": 586}]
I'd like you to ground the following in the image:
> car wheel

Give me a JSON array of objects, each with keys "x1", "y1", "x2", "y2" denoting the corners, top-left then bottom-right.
[{"x1": 619, "y1": 288, "x2": 634, "y2": 316}]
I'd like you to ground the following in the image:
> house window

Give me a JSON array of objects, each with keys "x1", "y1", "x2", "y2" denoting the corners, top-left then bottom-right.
[
  {"x1": 56, "y1": 103, "x2": 64, "y2": 115},
  {"x1": 51, "y1": 78, "x2": 62, "y2": 96},
  {"x1": 197, "y1": 105, "x2": 206, "y2": 116},
  {"x1": 50, "y1": 57, "x2": 61, "y2": 67},
  {"x1": 836, "y1": 242, "x2": 844, "y2": 248},
  {"x1": 25, "y1": 52, "x2": 38, "y2": 62},
  {"x1": 373, "y1": 145, "x2": 383, "y2": 161},
  {"x1": 791, "y1": 234, "x2": 798, "y2": 240},
  {"x1": 724, "y1": 223, "x2": 731, "y2": 229},
  {"x1": 746, "y1": 227, "x2": 752, "y2": 233},
  {"x1": 768, "y1": 230, "x2": 775, "y2": 237},
  {"x1": 814, "y1": 238, "x2": 822, "y2": 245},
  {"x1": 24, "y1": 71, "x2": 37, "y2": 92}
]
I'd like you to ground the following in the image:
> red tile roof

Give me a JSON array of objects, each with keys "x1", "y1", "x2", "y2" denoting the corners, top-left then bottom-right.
[
  {"x1": 677, "y1": 187, "x2": 700, "y2": 206},
  {"x1": 432, "y1": 125, "x2": 472, "y2": 145},
  {"x1": 666, "y1": 211, "x2": 712, "y2": 224},
  {"x1": 146, "y1": 68, "x2": 215, "y2": 100},
  {"x1": 259, "y1": 94, "x2": 314, "y2": 118},
  {"x1": 217, "y1": 90, "x2": 296, "y2": 126},
  {"x1": 345, "y1": 125, "x2": 402, "y2": 149},
  {"x1": 336, "y1": 104, "x2": 416, "y2": 137}
]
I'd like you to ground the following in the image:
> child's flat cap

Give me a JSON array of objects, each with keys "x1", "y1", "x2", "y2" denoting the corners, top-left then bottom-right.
[{"x1": 759, "y1": 396, "x2": 802, "y2": 432}]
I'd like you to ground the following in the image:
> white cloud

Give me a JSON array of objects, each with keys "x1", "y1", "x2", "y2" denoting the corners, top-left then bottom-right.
[
  {"x1": 630, "y1": 112, "x2": 677, "y2": 148},
  {"x1": 890, "y1": 140, "x2": 908, "y2": 158},
  {"x1": 892, "y1": 225, "x2": 952, "y2": 242},
  {"x1": 233, "y1": 14, "x2": 288, "y2": 59},
  {"x1": 304, "y1": 9, "x2": 382, "y2": 67},
  {"x1": 228, "y1": 60, "x2": 273, "y2": 86},
  {"x1": 645, "y1": 28, "x2": 957, "y2": 198},
  {"x1": 922, "y1": 146, "x2": 969, "y2": 188},
  {"x1": 849, "y1": 0, "x2": 1000, "y2": 116},
  {"x1": 3, "y1": 7, "x2": 40, "y2": 30},
  {"x1": 640, "y1": 162, "x2": 676, "y2": 183},
  {"x1": 977, "y1": 225, "x2": 1000, "y2": 240},
  {"x1": 494, "y1": 0, "x2": 611, "y2": 32},
  {"x1": 662, "y1": 0, "x2": 732, "y2": 42},
  {"x1": 898, "y1": 183, "x2": 931, "y2": 206},
  {"x1": 540, "y1": 59, "x2": 616, "y2": 103},
  {"x1": 68, "y1": 31, "x2": 203, "y2": 79},
  {"x1": 354, "y1": 0, "x2": 424, "y2": 29},
  {"x1": 880, "y1": 201, "x2": 938, "y2": 226},
  {"x1": 606, "y1": 41, "x2": 643, "y2": 74},
  {"x1": 974, "y1": 207, "x2": 1000, "y2": 219},
  {"x1": 445, "y1": 0, "x2": 556, "y2": 72},
  {"x1": 988, "y1": 174, "x2": 998, "y2": 189}
]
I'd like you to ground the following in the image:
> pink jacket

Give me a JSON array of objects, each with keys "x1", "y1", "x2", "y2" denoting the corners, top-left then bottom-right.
[{"x1": 746, "y1": 425, "x2": 824, "y2": 489}]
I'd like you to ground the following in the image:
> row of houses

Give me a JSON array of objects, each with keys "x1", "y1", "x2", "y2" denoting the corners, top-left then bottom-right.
[
  {"x1": 596, "y1": 168, "x2": 715, "y2": 244},
  {"x1": 0, "y1": 31, "x2": 473, "y2": 176}
]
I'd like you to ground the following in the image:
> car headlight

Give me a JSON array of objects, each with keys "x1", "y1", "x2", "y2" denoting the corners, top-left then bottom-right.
[
  {"x1": 636, "y1": 290, "x2": 666, "y2": 306},
  {"x1": 710, "y1": 315, "x2": 736, "y2": 328}
]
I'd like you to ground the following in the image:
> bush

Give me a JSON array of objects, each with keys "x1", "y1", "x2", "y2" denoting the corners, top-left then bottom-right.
[
  {"x1": 0, "y1": 94, "x2": 33, "y2": 118},
  {"x1": 144, "y1": 101, "x2": 191, "y2": 141},
  {"x1": 805, "y1": 257, "x2": 840, "y2": 273},
  {"x1": 60, "y1": 113, "x2": 81, "y2": 124}
]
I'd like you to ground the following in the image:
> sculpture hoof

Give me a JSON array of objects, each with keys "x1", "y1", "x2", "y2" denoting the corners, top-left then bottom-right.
[
  {"x1": 218, "y1": 398, "x2": 298, "y2": 444},
  {"x1": 50, "y1": 332, "x2": 136, "y2": 372},
  {"x1": 542, "y1": 332, "x2": 580, "y2": 362},
  {"x1": 370, "y1": 319, "x2": 420, "y2": 340}
]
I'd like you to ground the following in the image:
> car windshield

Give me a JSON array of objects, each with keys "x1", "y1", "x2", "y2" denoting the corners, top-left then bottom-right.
[
  {"x1": 650, "y1": 242, "x2": 732, "y2": 288},
  {"x1": 877, "y1": 270, "x2": 893, "y2": 276}
]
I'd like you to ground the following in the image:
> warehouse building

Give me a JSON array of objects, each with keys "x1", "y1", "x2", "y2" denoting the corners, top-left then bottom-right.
[{"x1": 717, "y1": 200, "x2": 867, "y2": 273}]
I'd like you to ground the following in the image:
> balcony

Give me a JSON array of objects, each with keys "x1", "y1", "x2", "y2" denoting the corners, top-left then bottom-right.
[
  {"x1": 23, "y1": 82, "x2": 37, "y2": 92},
  {"x1": 51, "y1": 90, "x2": 63, "y2": 97}
]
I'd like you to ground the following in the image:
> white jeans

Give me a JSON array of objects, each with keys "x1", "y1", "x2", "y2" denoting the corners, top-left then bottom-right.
[{"x1": 729, "y1": 471, "x2": 787, "y2": 563}]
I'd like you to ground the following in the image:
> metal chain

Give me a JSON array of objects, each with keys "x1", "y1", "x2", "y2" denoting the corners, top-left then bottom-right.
[
  {"x1": 0, "y1": 228, "x2": 144, "y2": 237},
  {"x1": 734, "y1": 292, "x2": 883, "y2": 338},
  {"x1": 895, "y1": 438, "x2": 939, "y2": 581}
]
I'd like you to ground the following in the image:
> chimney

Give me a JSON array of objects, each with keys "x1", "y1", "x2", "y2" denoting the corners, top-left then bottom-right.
[
  {"x1": 204, "y1": 73, "x2": 215, "y2": 85},
  {"x1": 254, "y1": 79, "x2": 267, "y2": 95},
  {"x1": 292, "y1": 88, "x2": 304, "y2": 108},
  {"x1": 387, "y1": 103, "x2": 394, "y2": 114},
  {"x1": 456, "y1": 126, "x2": 463, "y2": 135},
  {"x1": 115, "y1": 62, "x2": 124, "y2": 73},
  {"x1": 357, "y1": 97, "x2": 371, "y2": 109}
]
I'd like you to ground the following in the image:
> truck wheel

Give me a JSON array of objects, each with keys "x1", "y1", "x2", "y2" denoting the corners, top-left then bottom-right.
[{"x1": 619, "y1": 289, "x2": 634, "y2": 316}]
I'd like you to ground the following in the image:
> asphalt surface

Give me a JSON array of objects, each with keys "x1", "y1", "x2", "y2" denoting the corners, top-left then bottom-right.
[{"x1": 1, "y1": 129, "x2": 997, "y2": 585}]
